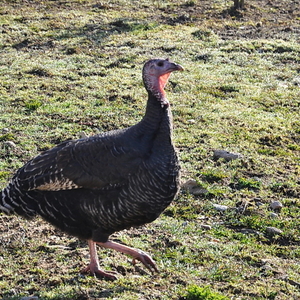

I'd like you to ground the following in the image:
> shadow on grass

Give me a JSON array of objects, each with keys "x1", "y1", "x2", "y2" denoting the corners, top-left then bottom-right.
[
  {"x1": 12, "y1": 17, "x2": 159, "y2": 53},
  {"x1": 1, "y1": 284, "x2": 141, "y2": 300}
]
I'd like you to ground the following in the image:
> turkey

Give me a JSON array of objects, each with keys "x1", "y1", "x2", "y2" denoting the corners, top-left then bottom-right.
[{"x1": 0, "y1": 58, "x2": 183, "y2": 279}]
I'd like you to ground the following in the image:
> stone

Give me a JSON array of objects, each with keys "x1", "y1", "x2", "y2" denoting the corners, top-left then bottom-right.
[
  {"x1": 79, "y1": 131, "x2": 88, "y2": 139},
  {"x1": 269, "y1": 212, "x2": 278, "y2": 218},
  {"x1": 200, "y1": 224, "x2": 212, "y2": 230},
  {"x1": 2, "y1": 128, "x2": 9, "y2": 134},
  {"x1": 240, "y1": 228, "x2": 261, "y2": 235},
  {"x1": 187, "y1": 119, "x2": 196, "y2": 124},
  {"x1": 266, "y1": 227, "x2": 283, "y2": 235},
  {"x1": 181, "y1": 179, "x2": 208, "y2": 195},
  {"x1": 212, "y1": 204, "x2": 228, "y2": 212},
  {"x1": 213, "y1": 149, "x2": 243, "y2": 161},
  {"x1": 4, "y1": 141, "x2": 16, "y2": 148},
  {"x1": 270, "y1": 201, "x2": 283, "y2": 211}
]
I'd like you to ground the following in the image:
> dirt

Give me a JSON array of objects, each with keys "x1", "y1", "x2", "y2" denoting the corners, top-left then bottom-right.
[
  {"x1": 4, "y1": 0, "x2": 300, "y2": 43},
  {"x1": 164, "y1": 0, "x2": 300, "y2": 40}
]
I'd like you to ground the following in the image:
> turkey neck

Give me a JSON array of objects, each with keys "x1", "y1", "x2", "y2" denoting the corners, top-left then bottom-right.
[{"x1": 138, "y1": 92, "x2": 173, "y2": 145}]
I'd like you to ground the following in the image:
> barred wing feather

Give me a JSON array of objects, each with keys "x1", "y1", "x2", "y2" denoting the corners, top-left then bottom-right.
[{"x1": 15, "y1": 135, "x2": 143, "y2": 192}]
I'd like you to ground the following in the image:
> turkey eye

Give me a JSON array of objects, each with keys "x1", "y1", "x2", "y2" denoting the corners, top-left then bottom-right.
[{"x1": 157, "y1": 61, "x2": 164, "y2": 67}]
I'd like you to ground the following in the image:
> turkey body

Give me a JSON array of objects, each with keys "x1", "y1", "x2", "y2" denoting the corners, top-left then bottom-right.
[
  {"x1": 0, "y1": 58, "x2": 183, "y2": 278},
  {"x1": 7, "y1": 118, "x2": 180, "y2": 242}
]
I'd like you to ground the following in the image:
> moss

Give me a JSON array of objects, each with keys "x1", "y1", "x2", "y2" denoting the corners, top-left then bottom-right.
[
  {"x1": 0, "y1": 133, "x2": 15, "y2": 142},
  {"x1": 184, "y1": 285, "x2": 229, "y2": 300}
]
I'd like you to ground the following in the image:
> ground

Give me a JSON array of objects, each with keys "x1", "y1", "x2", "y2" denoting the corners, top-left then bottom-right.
[{"x1": 0, "y1": 0, "x2": 299, "y2": 299}]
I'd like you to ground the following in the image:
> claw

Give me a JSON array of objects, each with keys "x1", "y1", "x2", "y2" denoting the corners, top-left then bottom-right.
[
  {"x1": 81, "y1": 264, "x2": 118, "y2": 280},
  {"x1": 97, "y1": 240, "x2": 159, "y2": 274},
  {"x1": 132, "y1": 250, "x2": 158, "y2": 273}
]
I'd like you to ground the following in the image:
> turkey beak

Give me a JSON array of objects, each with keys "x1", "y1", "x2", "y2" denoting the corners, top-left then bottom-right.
[{"x1": 171, "y1": 63, "x2": 184, "y2": 72}]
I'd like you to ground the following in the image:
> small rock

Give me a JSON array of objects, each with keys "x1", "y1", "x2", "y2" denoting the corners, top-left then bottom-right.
[
  {"x1": 79, "y1": 131, "x2": 88, "y2": 139},
  {"x1": 240, "y1": 228, "x2": 261, "y2": 235},
  {"x1": 212, "y1": 204, "x2": 228, "y2": 212},
  {"x1": 2, "y1": 128, "x2": 9, "y2": 134},
  {"x1": 269, "y1": 212, "x2": 278, "y2": 218},
  {"x1": 266, "y1": 226, "x2": 283, "y2": 235},
  {"x1": 4, "y1": 141, "x2": 16, "y2": 148},
  {"x1": 213, "y1": 149, "x2": 243, "y2": 161},
  {"x1": 190, "y1": 187, "x2": 208, "y2": 196},
  {"x1": 270, "y1": 201, "x2": 283, "y2": 211},
  {"x1": 181, "y1": 179, "x2": 208, "y2": 195},
  {"x1": 292, "y1": 77, "x2": 300, "y2": 86},
  {"x1": 181, "y1": 179, "x2": 198, "y2": 189},
  {"x1": 182, "y1": 179, "x2": 197, "y2": 189},
  {"x1": 212, "y1": 221, "x2": 225, "y2": 226},
  {"x1": 200, "y1": 224, "x2": 212, "y2": 230},
  {"x1": 252, "y1": 176, "x2": 261, "y2": 182},
  {"x1": 187, "y1": 119, "x2": 196, "y2": 124},
  {"x1": 94, "y1": 128, "x2": 101, "y2": 134},
  {"x1": 286, "y1": 278, "x2": 300, "y2": 288}
]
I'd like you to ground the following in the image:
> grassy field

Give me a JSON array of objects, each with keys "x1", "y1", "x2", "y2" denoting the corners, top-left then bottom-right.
[{"x1": 0, "y1": 0, "x2": 299, "y2": 299}]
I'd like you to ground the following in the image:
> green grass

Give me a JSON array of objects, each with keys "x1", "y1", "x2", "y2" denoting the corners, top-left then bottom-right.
[
  {"x1": 184, "y1": 285, "x2": 230, "y2": 300},
  {"x1": 0, "y1": 0, "x2": 300, "y2": 299}
]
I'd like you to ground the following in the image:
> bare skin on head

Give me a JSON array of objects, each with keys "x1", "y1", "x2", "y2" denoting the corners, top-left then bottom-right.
[{"x1": 142, "y1": 58, "x2": 184, "y2": 107}]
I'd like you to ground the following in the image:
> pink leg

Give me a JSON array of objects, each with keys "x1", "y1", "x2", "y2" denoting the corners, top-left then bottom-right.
[
  {"x1": 81, "y1": 240, "x2": 117, "y2": 280},
  {"x1": 96, "y1": 240, "x2": 159, "y2": 273}
]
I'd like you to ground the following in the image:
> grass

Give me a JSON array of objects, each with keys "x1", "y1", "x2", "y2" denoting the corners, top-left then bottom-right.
[
  {"x1": 184, "y1": 285, "x2": 230, "y2": 300},
  {"x1": 0, "y1": 0, "x2": 300, "y2": 299}
]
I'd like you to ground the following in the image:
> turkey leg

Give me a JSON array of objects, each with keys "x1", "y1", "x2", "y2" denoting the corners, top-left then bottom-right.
[{"x1": 81, "y1": 240, "x2": 117, "y2": 280}]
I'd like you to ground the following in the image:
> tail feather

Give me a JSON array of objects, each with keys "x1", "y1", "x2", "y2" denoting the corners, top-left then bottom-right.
[
  {"x1": 1, "y1": 185, "x2": 17, "y2": 214},
  {"x1": 1, "y1": 181, "x2": 36, "y2": 218}
]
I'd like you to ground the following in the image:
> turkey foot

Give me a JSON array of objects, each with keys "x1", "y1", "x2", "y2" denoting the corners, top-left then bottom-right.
[
  {"x1": 81, "y1": 263, "x2": 117, "y2": 280},
  {"x1": 83, "y1": 240, "x2": 118, "y2": 280},
  {"x1": 131, "y1": 250, "x2": 158, "y2": 273},
  {"x1": 97, "y1": 240, "x2": 159, "y2": 274}
]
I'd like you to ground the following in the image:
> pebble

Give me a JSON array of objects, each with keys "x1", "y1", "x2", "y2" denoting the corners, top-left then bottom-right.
[
  {"x1": 213, "y1": 149, "x2": 243, "y2": 161},
  {"x1": 2, "y1": 128, "x2": 9, "y2": 134},
  {"x1": 187, "y1": 119, "x2": 196, "y2": 124},
  {"x1": 292, "y1": 77, "x2": 300, "y2": 86},
  {"x1": 269, "y1": 212, "x2": 278, "y2": 218},
  {"x1": 190, "y1": 187, "x2": 208, "y2": 196},
  {"x1": 181, "y1": 179, "x2": 197, "y2": 189},
  {"x1": 4, "y1": 141, "x2": 16, "y2": 148},
  {"x1": 181, "y1": 179, "x2": 208, "y2": 195},
  {"x1": 200, "y1": 224, "x2": 212, "y2": 230},
  {"x1": 266, "y1": 226, "x2": 283, "y2": 235},
  {"x1": 240, "y1": 228, "x2": 261, "y2": 235},
  {"x1": 79, "y1": 131, "x2": 88, "y2": 139},
  {"x1": 212, "y1": 204, "x2": 228, "y2": 212},
  {"x1": 270, "y1": 201, "x2": 283, "y2": 211}
]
